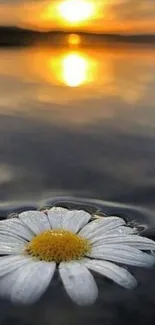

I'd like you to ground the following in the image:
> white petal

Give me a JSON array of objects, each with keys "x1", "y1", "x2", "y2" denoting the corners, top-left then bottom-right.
[
  {"x1": 48, "y1": 208, "x2": 91, "y2": 233},
  {"x1": 47, "y1": 207, "x2": 69, "y2": 229},
  {"x1": 59, "y1": 261, "x2": 98, "y2": 306},
  {"x1": 79, "y1": 217, "x2": 125, "y2": 240},
  {"x1": 0, "y1": 255, "x2": 34, "y2": 276},
  {"x1": 88, "y1": 245, "x2": 155, "y2": 267},
  {"x1": 0, "y1": 219, "x2": 34, "y2": 241},
  {"x1": 92, "y1": 235, "x2": 155, "y2": 250},
  {"x1": 57, "y1": 210, "x2": 91, "y2": 233},
  {"x1": 83, "y1": 258, "x2": 137, "y2": 289},
  {"x1": 107, "y1": 226, "x2": 136, "y2": 235},
  {"x1": 0, "y1": 234, "x2": 26, "y2": 244},
  {"x1": 0, "y1": 260, "x2": 56, "y2": 304},
  {"x1": 62, "y1": 210, "x2": 91, "y2": 233},
  {"x1": 0, "y1": 242, "x2": 25, "y2": 255},
  {"x1": 90, "y1": 227, "x2": 136, "y2": 245},
  {"x1": 19, "y1": 211, "x2": 51, "y2": 235}
]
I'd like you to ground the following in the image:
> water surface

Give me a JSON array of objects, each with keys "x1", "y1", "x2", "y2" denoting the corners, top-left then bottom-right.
[
  {"x1": 0, "y1": 44, "x2": 155, "y2": 211},
  {"x1": 0, "y1": 43, "x2": 155, "y2": 324}
]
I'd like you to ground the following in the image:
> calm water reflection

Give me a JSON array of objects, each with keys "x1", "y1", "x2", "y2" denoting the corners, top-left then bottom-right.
[
  {"x1": 1, "y1": 44, "x2": 155, "y2": 325},
  {"x1": 0, "y1": 45, "x2": 155, "y2": 210}
]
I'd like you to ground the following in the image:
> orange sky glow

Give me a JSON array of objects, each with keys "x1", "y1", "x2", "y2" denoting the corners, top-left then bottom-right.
[{"x1": 0, "y1": 0, "x2": 155, "y2": 34}]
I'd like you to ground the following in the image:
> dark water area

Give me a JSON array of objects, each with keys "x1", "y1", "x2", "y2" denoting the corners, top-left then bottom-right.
[{"x1": 0, "y1": 43, "x2": 155, "y2": 325}]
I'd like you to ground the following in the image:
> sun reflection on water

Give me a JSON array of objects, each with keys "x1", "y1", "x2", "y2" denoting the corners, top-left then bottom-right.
[
  {"x1": 43, "y1": 49, "x2": 97, "y2": 87},
  {"x1": 68, "y1": 34, "x2": 81, "y2": 45},
  {"x1": 0, "y1": 46, "x2": 154, "y2": 112},
  {"x1": 62, "y1": 53, "x2": 90, "y2": 87},
  {"x1": 62, "y1": 54, "x2": 88, "y2": 87}
]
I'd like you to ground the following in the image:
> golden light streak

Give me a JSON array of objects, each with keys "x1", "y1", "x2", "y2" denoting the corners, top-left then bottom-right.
[
  {"x1": 62, "y1": 53, "x2": 88, "y2": 86},
  {"x1": 47, "y1": 51, "x2": 96, "y2": 87},
  {"x1": 68, "y1": 34, "x2": 81, "y2": 45}
]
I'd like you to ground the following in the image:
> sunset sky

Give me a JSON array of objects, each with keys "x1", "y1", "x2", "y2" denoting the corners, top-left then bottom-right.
[{"x1": 0, "y1": 0, "x2": 155, "y2": 34}]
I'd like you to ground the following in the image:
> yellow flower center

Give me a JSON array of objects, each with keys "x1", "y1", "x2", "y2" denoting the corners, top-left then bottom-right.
[{"x1": 25, "y1": 229, "x2": 91, "y2": 263}]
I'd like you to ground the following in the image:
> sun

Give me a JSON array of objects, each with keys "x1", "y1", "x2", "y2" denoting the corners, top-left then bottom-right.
[{"x1": 58, "y1": 0, "x2": 94, "y2": 23}]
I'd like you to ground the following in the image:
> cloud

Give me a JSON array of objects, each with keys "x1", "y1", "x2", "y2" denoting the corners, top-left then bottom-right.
[{"x1": 111, "y1": 0, "x2": 155, "y2": 20}]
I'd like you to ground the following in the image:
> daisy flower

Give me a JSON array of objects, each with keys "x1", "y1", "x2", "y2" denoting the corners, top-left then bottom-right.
[{"x1": 0, "y1": 207, "x2": 155, "y2": 306}]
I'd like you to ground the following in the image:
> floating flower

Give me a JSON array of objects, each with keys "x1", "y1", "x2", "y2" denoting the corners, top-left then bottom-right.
[{"x1": 0, "y1": 207, "x2": 155, "y2": 306}]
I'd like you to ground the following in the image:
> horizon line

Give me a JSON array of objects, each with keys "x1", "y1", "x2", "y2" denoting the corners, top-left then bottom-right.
[{"x1": 0, "y1": 25, "x2": 155, "y2": 37}]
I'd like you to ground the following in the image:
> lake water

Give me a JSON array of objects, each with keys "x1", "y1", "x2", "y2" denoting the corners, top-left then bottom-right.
[
  {"x1": 0, "y1": 45, "x2": 155, "y2": 210},
  {"x1": 0, "y1": 44, "x2": 155, "y2": 325}
]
